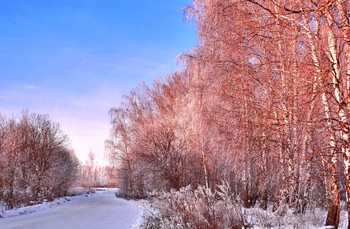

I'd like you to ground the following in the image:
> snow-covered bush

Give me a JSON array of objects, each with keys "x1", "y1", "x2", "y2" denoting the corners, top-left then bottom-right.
[
  {"x1": 141, "y1": 183, "x2": 246, "y2": 229},
  {"x1": 242, "y1": 204, "x2": 336, "y2": 228},
  {"x1": 0, "y1": 112, "x2": 79, "y2": 209}
]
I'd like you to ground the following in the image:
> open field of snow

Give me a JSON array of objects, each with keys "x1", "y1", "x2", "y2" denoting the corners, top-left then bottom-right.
[{"x1": 0, "y1": 189, "x2": 142, "y2": 229}]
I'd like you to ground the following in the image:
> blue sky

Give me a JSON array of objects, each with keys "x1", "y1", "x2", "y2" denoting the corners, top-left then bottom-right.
[{"x1": 0, "y1": 0, "x2": 196, "y2": 164}]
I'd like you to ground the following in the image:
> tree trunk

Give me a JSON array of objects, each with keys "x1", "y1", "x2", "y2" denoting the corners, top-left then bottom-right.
[{"x1": 326, "y1": 166, "x2": 340, "y2": 228}]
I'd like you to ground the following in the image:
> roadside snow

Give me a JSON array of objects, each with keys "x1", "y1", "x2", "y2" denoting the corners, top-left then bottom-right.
[
  {"x1": 244, "y1": 206, "x2": 348, "y2": 229},
  {"x1": 0, "y1": 189, "x2": 143, "y2": 229}
]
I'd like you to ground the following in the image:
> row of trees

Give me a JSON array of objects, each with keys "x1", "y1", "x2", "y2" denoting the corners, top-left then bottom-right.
[
  {"x1": 0, "y1": 111, "x2": 79, "y2": 209},
  {"x1": 80, "y1": 151, "x2": 118, "y2": 189},
  {"x1": 108, "y1": 0, "x2": 350, "y2": 228}
]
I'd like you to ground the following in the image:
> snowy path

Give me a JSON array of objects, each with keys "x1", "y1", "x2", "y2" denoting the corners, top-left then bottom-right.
[{"x1": 0, "y1": 190, "x2": 142, "y2": 229}]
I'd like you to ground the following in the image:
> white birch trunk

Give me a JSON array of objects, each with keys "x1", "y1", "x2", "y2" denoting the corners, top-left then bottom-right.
[
  {"x1": 324, "y1": 7, "x2": 350, "y2": 228},
  {"x1": 302, "y1": 14, "x2": 340, "y2": 227}
]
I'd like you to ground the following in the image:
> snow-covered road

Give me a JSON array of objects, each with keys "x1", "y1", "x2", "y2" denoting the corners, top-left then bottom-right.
[{"x1": 0, "y1": 190, "x2": 142, "y2": 229}]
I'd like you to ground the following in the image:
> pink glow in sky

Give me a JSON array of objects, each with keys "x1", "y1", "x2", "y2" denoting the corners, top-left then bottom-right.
[{"x1": 0, "y1": 0, "x2": 196, "y2": 164}]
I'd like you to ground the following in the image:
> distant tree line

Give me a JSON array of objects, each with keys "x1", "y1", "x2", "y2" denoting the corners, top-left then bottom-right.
[
  {"x1": 79, "y1": 151, "x2": 118, "y2": 189},
  {"x1": 107, "y1": 0, "x2": 350, "y2": 228},
  {"x1": 0, "y1": 111, "x2": 79, "y2": 209}
]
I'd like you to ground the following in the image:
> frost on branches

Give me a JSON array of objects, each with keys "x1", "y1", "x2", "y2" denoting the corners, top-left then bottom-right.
[
  {"x1": 107, "y1": 0, "x2": 350, "y2": 228},
  {"x1": 0, "y1": 111, "x2": 79, "y2": 210},
  {"x1": 142, "y1": 184, "x2": 245, "y2": 229}
]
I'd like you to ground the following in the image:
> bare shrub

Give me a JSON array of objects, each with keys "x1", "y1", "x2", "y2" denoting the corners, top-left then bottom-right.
[{"x1": 141, "y1": 183, "x2": 246, "y2": 229}]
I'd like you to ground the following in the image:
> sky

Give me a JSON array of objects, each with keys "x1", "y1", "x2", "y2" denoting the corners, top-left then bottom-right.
[{"x1": 0, "y1": 0, "x2": 196, "y2": 165}]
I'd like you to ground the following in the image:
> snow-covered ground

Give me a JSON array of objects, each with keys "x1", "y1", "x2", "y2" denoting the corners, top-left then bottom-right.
[
  {"x1": 0, "y1": 189, "x2": 143, "y2": 229},
  {"x1": 244, "y1": 206, "x2": 348, "y2": 229}
]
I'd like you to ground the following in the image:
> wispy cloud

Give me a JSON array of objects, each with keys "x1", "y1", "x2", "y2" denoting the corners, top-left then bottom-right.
[
  {"x1": 22, "y1": 84, "x2": 38, "y2": 90},
  {"x1": 0, "y1": 0, "x2": 195, "y2": 165},
  {"x1": 0, "y1": 44, "x2": 185, "y2": 165}
]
